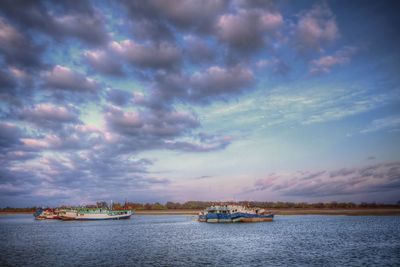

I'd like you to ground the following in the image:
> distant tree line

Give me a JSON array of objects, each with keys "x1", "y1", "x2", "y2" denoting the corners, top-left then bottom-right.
[
  {"x1": 116, "y1": 201, "x2": 400, "y2": 210},
  {"x1": 2, "y1": 201, "x2": 399, "y2": 212}
]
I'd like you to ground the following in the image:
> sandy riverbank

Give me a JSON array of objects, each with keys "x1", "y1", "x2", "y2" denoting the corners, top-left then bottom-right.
[
  {"x1": 0, "y1": 211, "x2": 35, "y2": 215},
  {"x1": 2, "y1": 209, "x2": 400, "y2": 216}
]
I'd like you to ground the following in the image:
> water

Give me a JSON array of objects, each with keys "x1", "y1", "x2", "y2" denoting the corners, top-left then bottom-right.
[{"x1": 0, "y1": 214, "x2": 399, "y2": 266}]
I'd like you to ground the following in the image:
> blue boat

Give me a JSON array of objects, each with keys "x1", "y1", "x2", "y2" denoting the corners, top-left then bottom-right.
[{"x1": 198, "y1": 205, "x2": 274, "y2": 223}]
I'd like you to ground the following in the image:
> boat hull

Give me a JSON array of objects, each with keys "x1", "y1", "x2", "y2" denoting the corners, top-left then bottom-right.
[
  {"x1": 34, "y1": 209, "x2": 60, "y2": 220},
  {"x1": 200, "y1": 213, "x2": 274, "y2": 223},
  {"x1": 74, "y1": 214, "x2": 132, "y2": 220},
  {"x1": 59, "y1": 211, "x2": 78, "y2": 221},
  {"x1": 60, "y1": 210, "x2": 133, "y2": 221},
  {"x1": 232, "y1": 217, "x2": 273, "y2": 222}
]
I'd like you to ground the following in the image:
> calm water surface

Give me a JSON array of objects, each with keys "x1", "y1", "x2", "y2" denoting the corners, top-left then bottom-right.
[{"x1": 0, "y1": 214, "x2": 399, "y2": 266}]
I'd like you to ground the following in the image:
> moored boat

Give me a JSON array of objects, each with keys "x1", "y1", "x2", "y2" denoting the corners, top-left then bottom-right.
[
  {"x1": 59, "y1": 208, "x2": 132, "y2": 220},
  {"x1": 58, "y1": 209, "x2": 78, "y2": 220},
  {"x1": 198, "y1": 205, "x2": 274, "y2": 223},
  {"x1": 34, "y1": 208, "x2": 60, "y2": 220}
]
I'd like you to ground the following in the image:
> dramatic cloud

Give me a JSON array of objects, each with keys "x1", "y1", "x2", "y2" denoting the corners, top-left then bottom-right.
[
  {"x1": 149, "y1": 0, "x2": 227, "y2": 32},
  {"x1": 110, "y1": 40, "x2": 181, "y2": 70},
  {"x1": 0, "y1": 122, "x2": 23, "y2": 153},
  {"x1": 20, "y1": 124, "x2": 102, "y2": 151},
  {"x1": 164, "y1": 133, "x2": 232, "y2": 152},
  {"x1": 145, "y1": 65, "x2": 255, "y2": 105},
  {"x1": 0, "y1": 65, "x2": 34, "y2": 108},
  {"x1": 0, "y1": 68, "x2": 17, "y2": 91},
  {"x1": 295, "y1": 2, "x2": 339, "y2": 52},
  {"x1": 43, "y1": 65, "x2": 98, "y2": 92},
  {"x1": 53, "y1": 12, "x2": 109, "y2": 45},
  {"x1": 310, "y1": 46, "x2": 357, "y2": 74},
  {"x1": 130, "y1": 18, "x2": 175, "y2": 42},
  {"x1": 104, "y1": 105, "x2": 199, "y2": 140},
  {"x1": 0, "y1": 0, "x2": 109, "y2": 46},
  {"x1": 0, "y1": 147, "x2": 169, "y2": 205},
  {"x1": 105, "y1": 88, "x2": 134, "y2": 106},
  {"x1": 84, "y1": 50, "x2": 124, "y2": 76},
  {"x1": 249, "y1": 162, "x2": 400, "y2": 197},
  {"x1": 0, "y1": 18, "x2": 44, "y2": 68},
  {"x1": 189, "y1": 65, "x2": 254, "y2": 102},
  {"x1": 216, "y1": 8, "x2": 283, "y2": 53},
  {"x1": 122, "y1": 0, "x2": 227, "y2": 35},
  {"x1": 102, "y1": 104, "x2": 232, "y2": 153},
  {"x1": 184, "y1": 35, "x2": 215, "y2": 63},
  {"x1": 1, "y1": 1, "x2": 399, "y2": 206},
  {"x1": 19, "y1": 103, "x2": 80, "y2": 129}
]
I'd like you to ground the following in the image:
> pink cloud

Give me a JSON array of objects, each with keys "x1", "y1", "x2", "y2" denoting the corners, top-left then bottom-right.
[
  {"x1": 295, "y1": 3, "x2": 339, "y2": 51},
  {"x1": 310, "y1": 46, "x2": 357, "y2": 74},
  {"x1": 216, "y1": 9, "x2": 283, "y2": 52},
  {"x1": 110, "y1": 40, "x2": 181, "y2": 69},
  {"x1": 44, "y1": 65, "x2": 97, "y2": 92},
  {"x1": 248, "y1": 162, "x2": 400, "y2": 197}
]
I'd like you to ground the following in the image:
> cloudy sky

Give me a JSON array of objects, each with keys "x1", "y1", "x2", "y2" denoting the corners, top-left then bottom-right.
[{"x1": 1, "y1": 0, "x2": 399, "y2": 207}]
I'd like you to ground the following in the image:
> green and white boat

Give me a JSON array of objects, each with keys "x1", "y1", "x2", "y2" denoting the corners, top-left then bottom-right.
[{"x1": 59, "y1": 208, "x2": 132, "y2": 220}]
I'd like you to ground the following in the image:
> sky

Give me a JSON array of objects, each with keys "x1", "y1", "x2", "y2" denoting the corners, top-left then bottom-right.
[{"x1": 0, "y1": 0, "x2": 400, "y2": 207}]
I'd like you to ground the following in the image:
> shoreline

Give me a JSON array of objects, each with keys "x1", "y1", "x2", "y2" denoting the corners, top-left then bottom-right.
[
  {"x1": 2, "y1": 208, "x2": 400, "y2": 216},
  {"x1": 136, "y1": 208, "x2": 400, "y2": 216}
]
